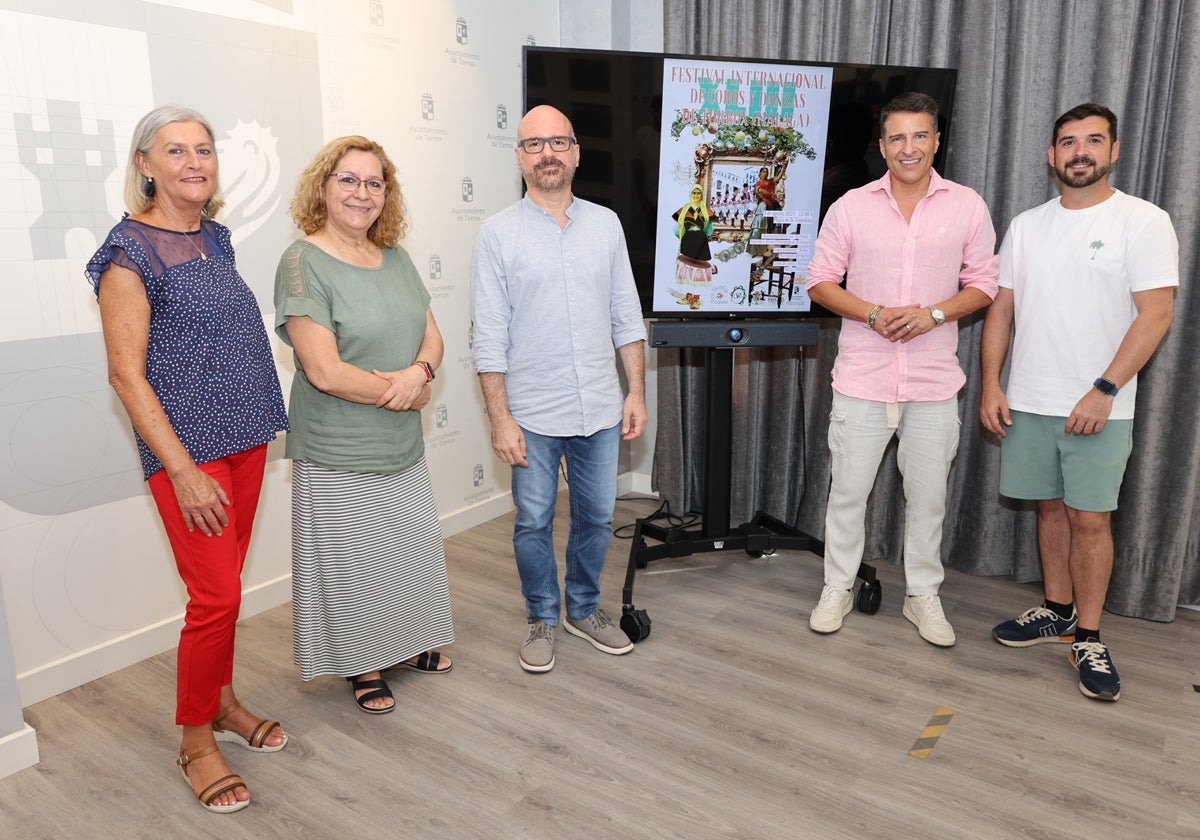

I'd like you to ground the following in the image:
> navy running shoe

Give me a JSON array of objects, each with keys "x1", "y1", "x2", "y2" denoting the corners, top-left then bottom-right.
[
  {"x1": 1070, "y1": 638, "x2": 1121, "y2": 701},
  {"x1": 992, "y1": 605, "x2": 1077, "y2": 647}
]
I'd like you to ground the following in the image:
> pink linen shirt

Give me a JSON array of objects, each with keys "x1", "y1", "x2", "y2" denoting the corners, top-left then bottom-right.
[{"x1": 806, "y1": 170, "x2": 999, "y2": 403}]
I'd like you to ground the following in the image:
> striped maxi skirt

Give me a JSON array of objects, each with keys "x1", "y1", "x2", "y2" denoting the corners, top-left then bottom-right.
[{"x1": 291, "y1": 458, "x2": 455, "y2": 681}]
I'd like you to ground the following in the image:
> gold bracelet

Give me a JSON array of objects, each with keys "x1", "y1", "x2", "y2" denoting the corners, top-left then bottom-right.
[{"x1": 865, "y1": 304, "x2": 883, "y2": 331}]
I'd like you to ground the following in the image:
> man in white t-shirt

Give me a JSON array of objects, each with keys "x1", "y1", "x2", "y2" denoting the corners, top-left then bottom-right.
[{"x1": 980, "y1": 103, "x2": 1178, "y2": 702}]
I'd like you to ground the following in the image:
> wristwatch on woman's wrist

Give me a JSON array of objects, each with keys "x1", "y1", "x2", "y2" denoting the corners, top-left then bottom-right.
[{"x1": 414, "y1": 361, "x2": 435, "y2": 382}]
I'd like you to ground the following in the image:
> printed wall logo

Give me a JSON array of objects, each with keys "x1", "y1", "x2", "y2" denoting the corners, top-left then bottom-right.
[
  {"x1": 461, "y1": 177, "x2": 474, "y2": 203},
  {"x1": 525, "y1": 35, "x2": 536, "y2": 46},
  {"x1": 429, "y1": 253, "x2": 442, "y2": 280},
  {"x1": 472, "y1": 464, "x2": 485, "y2": 487},
  {"x1": 445, "y1": 17, "x2": 479, "y2": 66},
  {"x1": 217, "y1": 120, "x2": 283, "y2": 246},
  {"x1": 421, "y1": 93, "x2": 435, "y2": 121},
  {"x1": 369, "y1": 0, "x2": 384, "y2": 25},
  {"x1": 435, "y1": 403, "x2": 448, "y2": 429},
  {"x1": 15, "y1": 99, "x2": 117, "y2": 260},
  {"x1": 496, "y1": 104, "x2": 508, "y2": 129}
]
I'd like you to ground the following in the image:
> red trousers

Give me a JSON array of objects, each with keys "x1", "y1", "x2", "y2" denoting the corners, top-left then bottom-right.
[{"x1": 147, "y1": 444, "x2": 267, "y2": 725}]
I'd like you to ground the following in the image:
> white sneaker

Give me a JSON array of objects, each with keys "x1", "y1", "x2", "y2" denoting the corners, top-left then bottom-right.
[
  {"x1": 809, "y1": 586, "x2": 853, "y2": 633},
  {"x1": 903, "y1": 594, "x2": 956, "y2": 647}
]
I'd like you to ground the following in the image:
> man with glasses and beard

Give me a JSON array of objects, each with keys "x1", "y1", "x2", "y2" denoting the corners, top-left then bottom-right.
[
  {"x1": 471, "y1": 105, "x2": 647, "y2": 673},
  {"x1": 980, "y1": 103, "x2": 1178, "y2": 702}
]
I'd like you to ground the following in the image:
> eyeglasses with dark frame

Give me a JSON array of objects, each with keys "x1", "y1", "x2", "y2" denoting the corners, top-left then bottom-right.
[
  {"x1": 328, "y1": 172, "x2": 387, "y2": 195},
  {"x1": 515, "y1": 135, "x2": 577, "y2": 154}
]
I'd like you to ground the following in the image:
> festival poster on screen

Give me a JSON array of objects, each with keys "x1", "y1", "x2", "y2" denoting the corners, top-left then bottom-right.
[{"x1": 654, "y1": 58, "x2": 833, "y2": 314}]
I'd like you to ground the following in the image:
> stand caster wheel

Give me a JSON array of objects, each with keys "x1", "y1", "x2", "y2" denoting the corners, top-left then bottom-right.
[
  {"x1": 856, "y1": 579, "x2": 882, "y2": 614},
  {"x1": 745, "y1": 549, "x2": 764, "y2": 558},
  {"x1": 621, "y1": 607, "x2": 652, "y2": 642},
  {"x1": 762, "y1": 547, "x2": 776, "y2": 557}
]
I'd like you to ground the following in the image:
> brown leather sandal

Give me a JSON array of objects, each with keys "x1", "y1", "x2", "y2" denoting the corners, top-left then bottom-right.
[
  {"x1": 177, "y1": 743, "x2": 250, "y2": 814},
  {"x1": 212, "y1": 701, "x2": 288, "y2": 753}
]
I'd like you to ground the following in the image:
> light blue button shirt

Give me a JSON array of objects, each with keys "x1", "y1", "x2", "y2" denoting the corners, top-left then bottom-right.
[{"x1": 471, "y1": 194, "x2": 646, "y2": 437}]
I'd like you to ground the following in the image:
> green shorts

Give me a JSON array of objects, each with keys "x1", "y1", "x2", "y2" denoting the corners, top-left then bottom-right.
[{"x1": 999, "y1": 410, "x2": 1133, "y2": 512}]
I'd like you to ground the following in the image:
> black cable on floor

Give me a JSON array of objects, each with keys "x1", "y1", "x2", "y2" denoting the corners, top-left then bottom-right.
[{"x1": 613, "y1": 496, "x2": 698, "y2": 539}]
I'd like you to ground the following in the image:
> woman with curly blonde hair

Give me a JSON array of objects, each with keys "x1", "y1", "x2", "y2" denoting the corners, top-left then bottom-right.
[
  {"x1": 274, "y1": 136, "x2": 454, "y2": 714},
  {"x1": 288, "y1": 135, "x2": 408, "y2": 246}
]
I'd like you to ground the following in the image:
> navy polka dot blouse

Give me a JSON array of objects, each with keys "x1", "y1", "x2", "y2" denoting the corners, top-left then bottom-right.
[{"x1": 86, "y1": 216, "x2": 289, "y2": 480}]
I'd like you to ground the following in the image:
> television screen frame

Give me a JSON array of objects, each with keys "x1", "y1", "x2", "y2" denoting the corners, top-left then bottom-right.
[{"x1": 524, "y1": 46, "x2": 958, "y2": 325}]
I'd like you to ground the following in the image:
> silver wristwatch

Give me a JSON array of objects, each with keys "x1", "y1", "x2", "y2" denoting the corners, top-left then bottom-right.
[{"x1": 929, "y1": 306, "x2": 946, "y2": 326}]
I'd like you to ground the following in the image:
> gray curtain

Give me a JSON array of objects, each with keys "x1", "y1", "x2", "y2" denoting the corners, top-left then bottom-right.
[{"x1": 655, "y1": 0, "x2": 1199, "y2": 621}]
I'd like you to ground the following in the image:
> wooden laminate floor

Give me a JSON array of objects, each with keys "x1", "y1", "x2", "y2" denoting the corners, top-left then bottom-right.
[{"x1": 3, "y1": 494, "x2": 1199, "y2": 839}]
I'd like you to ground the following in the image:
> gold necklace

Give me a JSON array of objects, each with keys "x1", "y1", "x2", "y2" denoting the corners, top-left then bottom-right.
[{"x1": 185, "y1": 226, "x2": 207, "y2": 261}]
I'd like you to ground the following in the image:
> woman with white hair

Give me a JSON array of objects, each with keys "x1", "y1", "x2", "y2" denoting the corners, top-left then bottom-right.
[{"x1": 85, "y1": 105, "x2": 290, "y2": 814}]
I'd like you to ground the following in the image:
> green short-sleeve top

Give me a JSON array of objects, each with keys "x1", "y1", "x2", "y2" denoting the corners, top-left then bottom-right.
[{"x1": 274, "y1": 240, "x2": 431, "y2": 473}]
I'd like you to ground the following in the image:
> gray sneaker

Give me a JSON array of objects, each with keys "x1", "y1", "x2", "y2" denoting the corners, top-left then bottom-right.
[
  {"x1": 564, "y1": 608, "x2": 634, "y2": 655},
  {"x1": 520, "y1": 621, "x2": 555, "y2": 673}
]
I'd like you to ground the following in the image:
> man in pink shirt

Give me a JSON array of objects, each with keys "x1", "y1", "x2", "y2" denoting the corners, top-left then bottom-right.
[{"x1": 805, "y1": 92, "x2": 999, "y2": 646}]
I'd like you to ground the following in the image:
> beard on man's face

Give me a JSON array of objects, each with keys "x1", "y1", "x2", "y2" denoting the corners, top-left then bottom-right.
[
  {"x1": 1055, "y1": 154, "x2": 1111, "y2": 188},
  {"x1": 526, "y1": 156, "x2": 573, "y2": 190}
]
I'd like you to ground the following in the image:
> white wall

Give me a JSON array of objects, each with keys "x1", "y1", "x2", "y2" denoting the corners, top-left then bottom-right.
[
  {"x1": 0, "y1": 580, "x2": 37, "y2": 779},
  {"x1": 560, "y1": 0, "x2": 665, "y2": 52},
  {"x1": 0, "y1": 0, "x2": 569, "y2": 780},
  {"x1": 0, "y1": 0, "x2": 665, "y2": 779}
]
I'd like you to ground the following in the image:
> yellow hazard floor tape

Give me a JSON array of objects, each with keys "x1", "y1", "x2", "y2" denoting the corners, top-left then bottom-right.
[{"x1": 908, "y1": 706, "x2": 955, "y2": 760}]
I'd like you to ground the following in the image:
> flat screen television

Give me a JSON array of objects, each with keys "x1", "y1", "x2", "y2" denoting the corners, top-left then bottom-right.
[{"x1": 524, "y1": 47, "x2": 957, "y2": 326}]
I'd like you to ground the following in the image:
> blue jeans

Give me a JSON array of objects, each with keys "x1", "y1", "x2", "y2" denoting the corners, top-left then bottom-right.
[{"x1": 511, "y1": 423, "x2": 620, "y2": 625}]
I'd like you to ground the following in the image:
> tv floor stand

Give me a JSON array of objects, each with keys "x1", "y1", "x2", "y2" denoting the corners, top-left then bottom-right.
[{"x1": 619, "y1": 340, "x2": 881, "y2": 643}]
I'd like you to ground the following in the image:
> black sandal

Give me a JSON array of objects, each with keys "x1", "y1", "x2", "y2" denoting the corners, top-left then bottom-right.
[
  {"x1": 394, "y1": 650, "x2": 452, "y2": 674},
  {"x1": 346, "y1": 674, "x2": 394, "y2": 715}
]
